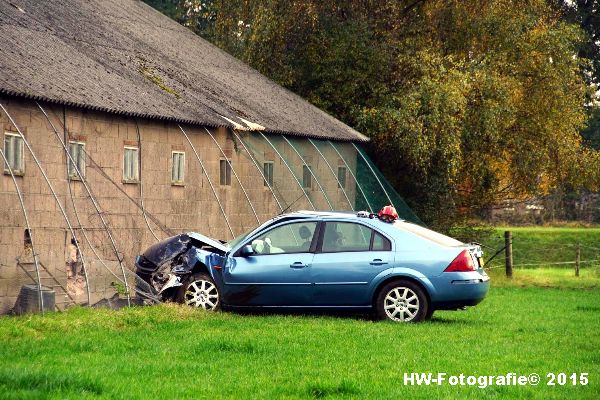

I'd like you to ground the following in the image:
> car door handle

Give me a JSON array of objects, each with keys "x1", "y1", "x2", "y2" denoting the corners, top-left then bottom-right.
[
  {"x1": 290, "y1": 262, "x2": 308, "y2": 269},
  {"x1": 370, "y1": 259, "x2": 388, "y2": 266}
]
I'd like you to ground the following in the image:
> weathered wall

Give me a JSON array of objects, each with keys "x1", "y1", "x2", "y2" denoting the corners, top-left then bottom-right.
[{"x1": 0, "y1": 97, "x2": 359, "y2": 313}]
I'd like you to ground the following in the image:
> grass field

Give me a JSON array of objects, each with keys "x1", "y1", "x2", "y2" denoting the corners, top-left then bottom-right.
[
  {"x1": 488, "y1": 267, "x2": 600, "y2": 289},
  {"x1": 480, "y1": 227, "x2": 600, "y2": 288},
  {"x1": 478, "y1": 227, "x2": 600, "y2": 269},
  {"x1": 1, "y1": 284, "x2": 599, "y2": 399},
  {"x1": 1, "y1": 226, "x2": 599, "y2": 399}
]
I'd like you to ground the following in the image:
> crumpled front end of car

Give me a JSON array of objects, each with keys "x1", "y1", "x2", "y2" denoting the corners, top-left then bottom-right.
[{"x1": 135, "y1": 233, "x2": 226, "y2": 301}]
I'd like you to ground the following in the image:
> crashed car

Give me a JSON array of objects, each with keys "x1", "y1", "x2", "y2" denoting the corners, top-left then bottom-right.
[{"x1": 135, "y1": 209, "x2": 489, "y2": 322}]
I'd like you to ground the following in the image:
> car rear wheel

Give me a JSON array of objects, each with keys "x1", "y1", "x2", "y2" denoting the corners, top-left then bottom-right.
[
  {"x1": 376, "y1": 280, "x2": 428, "y2": 322},
  {"x1": 424, "y1": 308, "x2": 435, "y2": 320},
  {"x1": 177, "y1": 273, "x2": 220, "y2": 310}
]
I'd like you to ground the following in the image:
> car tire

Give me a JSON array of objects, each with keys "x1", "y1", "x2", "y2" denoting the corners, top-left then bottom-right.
[
  {"x1": 424, "y1": 307, "x2": 435, "y2": 321},
  {"x1": 375, "y1": 280, "x2": 428, "y2": 322},
  {"x1": 177, "y1": 272, "x2": 220, "y2": 311}
]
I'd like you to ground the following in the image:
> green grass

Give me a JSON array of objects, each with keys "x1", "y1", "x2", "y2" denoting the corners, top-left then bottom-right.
[
  {"x1": 2, "y1": 227, "x2": 598, "y2": 399},
  {"x1": 488, "y1": 267, "x2": 600, "y2": 290},
  {"x1": 1, "y1": 287, "x2": 599, "y2": 399},
  {"x1": 478, "y1": 226, "x2": 600, "y2": 288},
  {"x1": 478, "y1": 227, "x2": 600, "y2": 269}
]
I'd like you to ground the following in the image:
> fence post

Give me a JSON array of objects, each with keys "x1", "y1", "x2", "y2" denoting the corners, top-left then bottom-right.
[
  {"x1": 505, "y1": 231, "x2": 513, "y2": 279},
  {"x1": 575, "y1": 242, "x2": 580, "y2": 277}
]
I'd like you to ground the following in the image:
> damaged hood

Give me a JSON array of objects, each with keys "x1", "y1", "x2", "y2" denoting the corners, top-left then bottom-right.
[
  {"x1": 136, "y1": 232, "x2": 227, "y2": 273},
  {"x1": 187, "y1": 232, "x2": 228, "y2": 253}
]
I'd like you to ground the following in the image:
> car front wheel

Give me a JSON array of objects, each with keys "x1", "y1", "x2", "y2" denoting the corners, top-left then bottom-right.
[
  {"x1": 376, "y1": 280, "x2": 428, "y2": 322},
  {"x1": 177, "y1": 273, "x2": 220, "y2": 310}
]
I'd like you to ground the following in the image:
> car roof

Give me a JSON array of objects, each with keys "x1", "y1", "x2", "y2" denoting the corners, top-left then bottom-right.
[
  {"x1": 279, "y1": 210, "x2": 393, "y2": 223},
  {"x1": 292, "y1": 210, "x2": 358, "y2": 218},
  {"x1": 286, "y1": 211, "x2": 463, "y2": 246},
  {"x1": 277, "y1": 210, "x2": 379, "y2": 222}
]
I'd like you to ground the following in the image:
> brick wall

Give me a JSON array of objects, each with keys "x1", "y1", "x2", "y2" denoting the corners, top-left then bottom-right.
[{"x1": 0, "y1": 97, "x2": 359, "y2": 313}]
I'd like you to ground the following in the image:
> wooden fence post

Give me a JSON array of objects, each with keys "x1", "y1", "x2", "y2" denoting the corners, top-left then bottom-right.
[
  {"x1": 576, "y1": 242, "x2": 580, "y2": 277},
  {"x1": 505, "y1": 231, "x2": 513, "y2": 279}
]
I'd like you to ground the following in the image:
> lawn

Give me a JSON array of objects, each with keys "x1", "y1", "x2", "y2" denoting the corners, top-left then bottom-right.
[
  {"x1": 479, "y1": 226, "x2": 600, "y2": 288},
  {"x1": 478, "y1": 227, "x2": 600, "y2": 269},
  {"x1": 1, "y1": 285, "x2": 599, "y2": 399},
  {"x1": 2, "y1": 226, "x2": 599, "y2": 399},
  {"x1": 487, "y1": 267, "x2": 600, "y2": 290}
]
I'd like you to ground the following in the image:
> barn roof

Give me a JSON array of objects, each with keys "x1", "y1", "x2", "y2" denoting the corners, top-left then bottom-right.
[{"x1": 0, "y1": 0, "x2": 368, "y2": 142}]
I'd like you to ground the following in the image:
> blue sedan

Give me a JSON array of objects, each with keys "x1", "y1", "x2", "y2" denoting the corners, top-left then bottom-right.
[{"x1": 135, "y1": 210, "x2": 490, "y2": 322}]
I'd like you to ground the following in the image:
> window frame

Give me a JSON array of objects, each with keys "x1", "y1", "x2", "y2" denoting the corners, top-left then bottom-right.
[
  {"x1": 171, "y1": 151, "x2": 185, "y2": 185},
  {"x1": 3, "y1": 132, "x2": 25, "y2": 175},
  {"x1": 122, "y1": 146, "x2": 139, "y2": 183},
  {"x1": 236, "y1": 220, "x2": 322, "y2": 257},
  {"x1": 67, "y1": 141, "x2": 86, "y2": 179},
  {"x1": 302, "y1": 164, "x2": 312, "y2": 189},
  {"x1": 219, "y1": 158, "x2": 232, "y2": 186},
  {"x1": 316, "y1": 221, "x2": 393, "y2": 253},
  {"x1": 371, "y1": 231, "x2": 392, "y2": 252},
  {"x1": 263, "y1": 161, "x2": 274, "y2": 187},
  {"x1": 337, "y1": 166, "x2": 347, "y2": 189}
]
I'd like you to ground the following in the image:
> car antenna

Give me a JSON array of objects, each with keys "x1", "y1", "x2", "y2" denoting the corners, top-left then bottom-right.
[{"x1": 278, "y1": 193, "x2": 306, "y2": 216}]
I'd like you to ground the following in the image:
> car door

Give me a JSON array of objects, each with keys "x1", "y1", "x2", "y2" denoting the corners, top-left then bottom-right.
[
  {"x1": 311, "y1": 221, "x2": 394, "y2": 306},
  {"x1": 222, "y1": 220, "x2": 319, "y2": 306}
]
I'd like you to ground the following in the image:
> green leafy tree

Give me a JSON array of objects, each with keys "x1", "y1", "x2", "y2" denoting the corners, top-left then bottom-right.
[
  {"x1": 358, "y1": 0, "x2": 598, "y2": 227},
  {"x1": 554, "y1": 0, "x2": 600, "y2": 85},
  {"x1": 147, "y1": 0, "x2": 600, "y2": 229},
  {"x1": 143, "y1": 0, "x2": 180, "y2": 20}
]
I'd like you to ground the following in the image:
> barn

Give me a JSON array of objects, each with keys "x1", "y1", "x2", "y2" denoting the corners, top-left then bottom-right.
[{"x1": 0, "y1": 0, "x2": 418, "y2": 312}]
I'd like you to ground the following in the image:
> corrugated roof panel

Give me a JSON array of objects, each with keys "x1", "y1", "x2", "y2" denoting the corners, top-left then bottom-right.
[{"x1": 0, "y1": 0, "x2": 368, "y2": 142}]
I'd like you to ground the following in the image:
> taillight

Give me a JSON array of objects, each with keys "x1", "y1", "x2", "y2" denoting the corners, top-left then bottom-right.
[{"x1": 444, "y1": 249, "x2": 475, "y2": 272}]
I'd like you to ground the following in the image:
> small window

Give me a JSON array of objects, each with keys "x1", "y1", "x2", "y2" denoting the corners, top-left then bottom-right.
[
  {"x1": 263, "y1": 161, "x2": 274, "y2": 187},
  {"x1": 3, "y1": 132, "x2": 24, "y2": 174},
  {"x1": 372, "y1": 232, "x2": 391, "y2": 251},
  {"x1": 302, "y1": 165, "x2": 312, "y2": 189},
  {"x1": 337, "y1": 166, "x2": 347, "y2": 189},
  {"x1": 322, "y1": 222, "x2": 372, "y2": 253},
  {"x1": 249, "y1": 221, "x2": 318, "y2": 255},
  {"x1": 68, "y1": 142, "x2": 85, "y2": 178},
  {"x1": 123, "y1": 146, "x2": 139, "y2": 182},
  {"x1": 220, "y1": 159, "x2": 231, "y2": 186},
  {"x1": 172, "y1": 151, "x2": 185, "y2": 184},
  {"x1": 24, "y1": 229, "x2": 32, "y2": 249}
]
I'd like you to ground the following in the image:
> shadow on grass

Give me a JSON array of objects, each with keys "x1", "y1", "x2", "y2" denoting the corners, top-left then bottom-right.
[
  {"x1": 306, "y1": 380, "x2": 360, "y2": 398},
  {"x1": 228, "y1": 308, "x2": 375, "y2": 321},
  {"x1": 426, "y1": 315, "x2": 484, "y2": 325},
  {"x1": 225, "y1": 308, "x2": 485, "y2": 325}
]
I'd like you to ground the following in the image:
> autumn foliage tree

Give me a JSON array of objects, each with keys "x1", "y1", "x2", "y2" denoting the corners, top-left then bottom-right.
[{"x1": 146, "y1": 0, "x2": 600, "y2": 228}]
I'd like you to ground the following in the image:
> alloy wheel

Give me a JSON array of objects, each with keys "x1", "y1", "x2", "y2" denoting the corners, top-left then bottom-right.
[
  {"x1": 184, "y1": 279, "x2": 219, "y2": 310},
  {"x1": 383, "y1": 286, "x2": 420, "y2": 322}
]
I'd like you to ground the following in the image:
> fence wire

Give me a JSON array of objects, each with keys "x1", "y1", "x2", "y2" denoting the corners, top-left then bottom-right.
[{"x1": 479, "y1": 230, "x2": 600, "y2": 273}]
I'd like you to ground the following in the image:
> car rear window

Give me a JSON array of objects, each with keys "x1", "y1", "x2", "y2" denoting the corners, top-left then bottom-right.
[
  {"x1": 392, "y1": 221, "x2": 463, "y2": 247},
  {"x1": 372, "y1": 232, "x2": 391, "y2": 251}
]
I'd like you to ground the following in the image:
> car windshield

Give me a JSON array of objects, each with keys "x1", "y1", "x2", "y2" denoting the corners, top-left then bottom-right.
[
  {"x1": 225, "y1": 228, "x2": 256, "y2": 250},
  {"x1": 224, "y1": 215, "x2": 310, "y2": 250}
]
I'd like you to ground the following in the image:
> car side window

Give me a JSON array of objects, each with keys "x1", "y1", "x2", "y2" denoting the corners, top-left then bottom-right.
[
  {"x1": 322, "y1": 222, "x2": 372, "y2": 252},
  {"x1": 249, "y1": 222, "x2": 318, "y2": 255},
  {"x1": 372, "y1": 231, "x2": 392, "y2": 251}
]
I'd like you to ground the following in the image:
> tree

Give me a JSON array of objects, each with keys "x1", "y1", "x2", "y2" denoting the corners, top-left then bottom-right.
[
  {"x1": 143, "y1": 0, "x2": 180, "y2": 20},
  {"x1": 358, "y1": 0, "x2": 599, "y2": 227},
  {"x1": 554, "y1": 1, "x2": 600, "y2": 85},
  {"x1": 147, "y1": 0, "x2": 600, "y2": 229}
]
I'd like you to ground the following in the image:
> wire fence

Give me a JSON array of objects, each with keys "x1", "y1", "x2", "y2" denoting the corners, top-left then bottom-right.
[{"x1": 478, "y1": 229, "x2": 600, "y2": 276}]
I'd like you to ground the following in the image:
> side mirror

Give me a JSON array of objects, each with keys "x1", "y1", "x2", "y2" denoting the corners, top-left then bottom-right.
[{"x1": 239, "y1": 244, "x2": 255, "y2": 257}]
